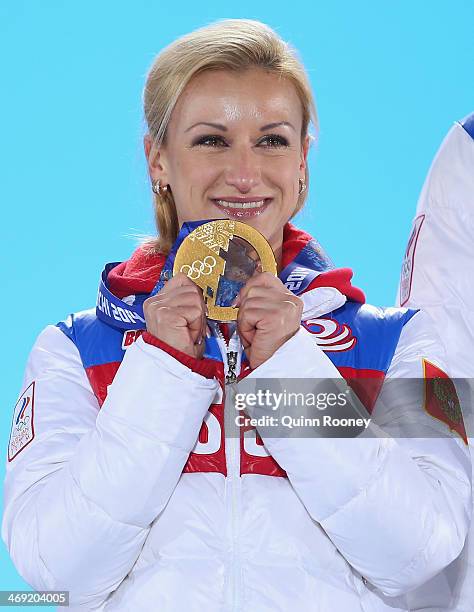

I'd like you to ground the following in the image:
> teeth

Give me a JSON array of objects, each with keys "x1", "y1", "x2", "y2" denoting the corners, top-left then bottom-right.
[{"x1": 215, "y1": 199, "x2": 266, "y2": 209}]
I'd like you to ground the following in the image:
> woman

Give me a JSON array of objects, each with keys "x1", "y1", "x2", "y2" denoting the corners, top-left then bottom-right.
[{"x1": 2, "y1": 19, "x2": 471, "y2": 612}]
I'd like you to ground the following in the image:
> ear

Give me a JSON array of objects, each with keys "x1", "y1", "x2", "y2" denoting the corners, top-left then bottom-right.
[
  {"x1": 299, "y1": 134, "x2": 310, "y2": 179},
  {"x1": 144, "y1": 134, "x2": 169, "y2": 184}
]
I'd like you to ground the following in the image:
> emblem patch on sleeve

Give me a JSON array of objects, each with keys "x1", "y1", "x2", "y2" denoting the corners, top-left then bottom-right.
[
  {"x1": 8, "y1": 382, "x2": 36, "y2": 461},
  {"x1": 400, "y1": 214, "x2": 425, "y2": 306},
  {"x1": 423, "y1": 360, "x2": 468, "y2": 444}
]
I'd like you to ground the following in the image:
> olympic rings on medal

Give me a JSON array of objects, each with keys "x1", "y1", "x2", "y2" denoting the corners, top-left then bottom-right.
[{"x1": 180, "y1": 256, "x2": 217, "y2": 280}]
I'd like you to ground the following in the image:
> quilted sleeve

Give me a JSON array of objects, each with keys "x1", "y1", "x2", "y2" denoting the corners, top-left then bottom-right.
[
  {"x1": 2, "y1": 325, "x2": 219, "y2": 609},
  {"x1": 244, "y1": 321, "x2": 471, "y2": 597}
]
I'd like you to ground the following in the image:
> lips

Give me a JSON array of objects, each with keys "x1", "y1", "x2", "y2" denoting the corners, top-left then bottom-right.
[{"x1": 211, "y1": 197, "x2": 272, "y2": 218}]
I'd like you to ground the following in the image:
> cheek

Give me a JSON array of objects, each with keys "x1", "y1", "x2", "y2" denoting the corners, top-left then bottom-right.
[
  {"x1": 181, "y1": 155, "x2": 220, "y2": 190},
  {"x1": 265, "y1": 153, "x2": 300, "y2": 185},
  {"x1": 275, "y1": 164, "x2": 299, "y2": 193}
]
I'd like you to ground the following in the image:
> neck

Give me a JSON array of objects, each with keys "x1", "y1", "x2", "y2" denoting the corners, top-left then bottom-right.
[
  {"x1": 273, "y1": 244, "x2": 283, "y2": 273},
  {"x1": 268, "y1": 230, "x2": 284, "y2": 273}
]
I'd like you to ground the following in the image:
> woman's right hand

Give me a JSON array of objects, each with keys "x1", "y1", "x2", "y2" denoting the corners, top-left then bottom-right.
[{"x1": 143, "y1": 273, "x2": 207, "y2": 359}]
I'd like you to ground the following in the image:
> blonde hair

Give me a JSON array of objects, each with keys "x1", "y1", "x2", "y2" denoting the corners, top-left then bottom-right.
[{"x1": 143, "y1": 18, "x2": 318, "y2": 254}]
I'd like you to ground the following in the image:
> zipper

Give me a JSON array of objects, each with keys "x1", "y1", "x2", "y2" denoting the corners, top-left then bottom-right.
[
  {"x1": 210, "y1": 322, "x2": 240, "y2": 384},
  {"x1": 226, "y1": 397, "x2": 241, "y2": 612},
  {"x1": 210, "y1": 322, "x2": 242, "y2": 611},
  {"x1": 226, "y1": 350, "x2": 238, "y2": 384}
]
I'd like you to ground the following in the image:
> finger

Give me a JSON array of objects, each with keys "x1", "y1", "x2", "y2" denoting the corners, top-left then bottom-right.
[
  {"x1": 157, "y1": 271, "x2": 201, "y2": 296},
  {"x1": 171, "y1": 271, "x2": 200, "y2": 287},
  {"x1": 171, "y1": 288, "x2": 207, "y2": 340},
  {"x1": 282, "y1": 299, "x2": 301, "y2": 310},
  {"x1": 147, "y1": 297, "x2": 204, "y2": 332},
  {"x1": 239, "y1": 285, "x2": 294, "y2": 304},
  {"x1": 171, "y1": 278, "x2": 207, "y2": 309},
  {"x1": 147, "y1": 283, "x2": 205, "y2": 306},
  {"x1": 150, "y1": 305, "x2": 189, "y2": 329},
  {"x1": 193, "y1": 289, "x2": 207, "y2": 345},
  {"x1": 157, "y1": 303, "x2": 203, "y2": 345},
  {"x1": 160, "y1": 279, "x2": 203, "y2": 300},
  {"x1": 238, "y1": 300, "x2": 301, "y2": 331},
  {"x1": 196, "y1": 311, "x2": 207, "y2": 346},
  {"x1": 238, "y1": 291, "x2": 301, "y2": 317},
  {"x1": 233, "y1": 272, "x2": 279, "y2": 307},
  {"x1": 237, "y1": 320, "x2": 254, "y2": 350},
  {"x1": 237, "y1": 296, "x2": 299, "y2": 316},
  {"x1": 237, "y1": 299, "x2": 264, "y2": 334},
  {"x1": 237, "y1": 271, "x2": 282, "y2": 303},
  {"x1": 173, "y1": 303, "x2": 205, "y2": 324},
  {"x1": 146, "y1": 293, "x2": 204, "y2": 317},
  {"x1": 240, "y1": 332, "x2": 253, "y2": 351},
  {"x1": 187, "y1": 310, "x2": 204, "y2": 343},
  {"x1": 238, "y1": 305, "x2": 270, "y2": 332},
  {"x1": 152, "y1": 303, "x2": 197, "y2": 324},
  {"x1": 144, "y1": 284, "x2": 202, "y2": 312}
]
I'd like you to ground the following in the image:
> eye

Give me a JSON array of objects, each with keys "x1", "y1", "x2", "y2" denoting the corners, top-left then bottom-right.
[
  {"x1": 192, "y1": 135, "x2": 227, "y2": 147},
  {"x1": 258, "y1": 134, "x2": 289, "y2": 148}
]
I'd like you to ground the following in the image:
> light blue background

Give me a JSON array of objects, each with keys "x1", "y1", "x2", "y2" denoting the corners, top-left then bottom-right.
[{"x1": 1, "y1": 1, "x2": 473, "y2": 607}]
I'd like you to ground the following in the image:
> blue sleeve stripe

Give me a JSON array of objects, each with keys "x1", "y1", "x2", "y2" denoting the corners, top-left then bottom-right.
[
  {"x1": 460, "y1": 112, "x2": 474, "y2": 140},
  {"x1": 57, "y1": 316, "x2": 76, "y2": 343}
]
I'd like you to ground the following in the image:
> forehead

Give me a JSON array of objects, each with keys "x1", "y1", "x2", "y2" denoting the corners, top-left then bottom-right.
[{"x1": 170, "y1": 68, "x2": 303, "y2": 130}]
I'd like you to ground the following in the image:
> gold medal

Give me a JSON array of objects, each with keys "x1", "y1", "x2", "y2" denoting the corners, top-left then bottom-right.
[{"x1": 173, "y1": 220, "x2": 277, "y2": 321}]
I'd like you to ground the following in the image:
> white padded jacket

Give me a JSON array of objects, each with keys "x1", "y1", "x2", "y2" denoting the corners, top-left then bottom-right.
[{"x1": 2, "y1": 278, "x2": 471, "y2": 611}]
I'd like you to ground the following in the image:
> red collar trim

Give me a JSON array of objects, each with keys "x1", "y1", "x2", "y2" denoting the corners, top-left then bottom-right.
[{"x1": 107, "y1": 249, "x2": 166, "y2": 299}]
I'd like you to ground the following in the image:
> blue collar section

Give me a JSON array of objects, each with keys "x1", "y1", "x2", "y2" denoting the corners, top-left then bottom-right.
[
  {"x1": 96, "y1": 221, "x2": 335, "y2": 331},
  {"x1": 279, "y1": 238, "x2": 334, "y2": 294},
  {"x1": 460, "y1": 112, "x2": 474, "y2": 140},
  {"x1": 96, "y1": 263, "x2": 147, "y2": 331},
  {"x1": 150, "y1": 220, "x2": 209, "y2": 297}
]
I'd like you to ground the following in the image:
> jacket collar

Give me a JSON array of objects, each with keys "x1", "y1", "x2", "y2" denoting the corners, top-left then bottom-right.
[{"x1": 99, "y1": 222, "x2": 364, "y2": 329}]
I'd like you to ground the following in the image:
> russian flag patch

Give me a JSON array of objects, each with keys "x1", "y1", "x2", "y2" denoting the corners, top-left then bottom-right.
[
  {"x1": 8, "y1": 382, "x2": 36, "y2": 461},
  {"x1": 423, "y1": 360, "x2": 468, "y2": 445}
]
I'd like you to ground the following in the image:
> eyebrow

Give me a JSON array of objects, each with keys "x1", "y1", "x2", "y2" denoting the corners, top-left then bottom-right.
[
  {"x1": 260, "y1": 121, "x2": 295, "y2": 132},
  {"x1": 185, "y1": 121, "x2": 227, "y2": 132},
  {"x1": 184, "y1": 121, "x2": 296, "y2": 133}
]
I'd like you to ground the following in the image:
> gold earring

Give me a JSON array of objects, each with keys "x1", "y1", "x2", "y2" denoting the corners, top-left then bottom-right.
[
  {"x1": 152, "y1": 179, "x2": 168, "y2": 195},
  {"x1": 298, "y1": 179, "x2": 306, "y2": 195}
]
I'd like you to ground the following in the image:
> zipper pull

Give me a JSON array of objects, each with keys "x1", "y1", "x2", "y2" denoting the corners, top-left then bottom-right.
[{"x1": 226, "y1": 351, "x2": 238, "y2": 385}]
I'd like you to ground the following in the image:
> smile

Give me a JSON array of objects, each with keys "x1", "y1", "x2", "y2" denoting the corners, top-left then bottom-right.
[
  {"x1": 211, "y1": 198, "x2": 272, "y2": 218},
  {"x1": 215, "y1": 199, "x2": 266, "y2": 209}
]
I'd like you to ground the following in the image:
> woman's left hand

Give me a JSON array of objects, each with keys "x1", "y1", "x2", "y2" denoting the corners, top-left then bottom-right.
[{"x1": 235, "y1": 271, "x2": 303, "y2": 370}]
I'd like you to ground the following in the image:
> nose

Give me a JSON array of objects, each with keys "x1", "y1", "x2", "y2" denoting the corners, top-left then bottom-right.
[{"x1": 223, "y1": 145, "x2": 261, "y2": 193}]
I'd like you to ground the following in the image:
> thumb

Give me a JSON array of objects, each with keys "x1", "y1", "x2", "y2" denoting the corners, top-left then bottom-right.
[
  {"x1": 188, "y1": 312, "x2": 204, "y2": 344},
  {"x1": 239, "y1": 327, "x2": 255, "y2": 350}
]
